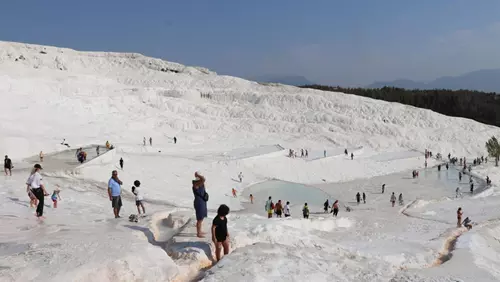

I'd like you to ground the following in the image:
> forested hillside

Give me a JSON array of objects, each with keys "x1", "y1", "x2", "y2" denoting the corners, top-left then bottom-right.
[{"x1": 302, "y1": 85, "x2": 500, "y2": 127}]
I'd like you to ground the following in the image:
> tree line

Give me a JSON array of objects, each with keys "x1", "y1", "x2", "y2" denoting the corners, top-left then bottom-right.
[{"x1": 300, "y1": 85, "x2": 500, "y2": 128}]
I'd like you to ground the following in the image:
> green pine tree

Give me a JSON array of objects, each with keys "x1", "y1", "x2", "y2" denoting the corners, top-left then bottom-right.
[{"x1": 486, "y1": 136, "x2": 500, "y2": 166}]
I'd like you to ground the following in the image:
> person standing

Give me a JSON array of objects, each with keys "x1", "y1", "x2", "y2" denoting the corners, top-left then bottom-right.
[
  {"x1": 26, "y1": 164, "x2": 48, "y2": 217},
  {"x1": 173, "y1": 137, "x2": 177, "y2": 144},
  {"x1": 238, "y1": 172, "x2": 243, "y2": 183},
  {"x1": 249, "y1": 194, "x2": 254, "y2": 204},
  {"x1": 275, "y1": 200, "x2": 283, "y2": 218},
  {"x1": 284, "y1": 201, "x2": 291, "y2": 217},
  {"x1": 332, "y1": 200, "x2": 339, "y2": 217},
  {"x1": 305, "y1": 149, "x2": 308, "y2": 158},
  {"x1": 324, "y1": 199, "x2": 329, "y2": 213},
  {"x1": 51, "y1": 187, "x2": 61, "y2": 208},
  {"x1": 96, "y1": 145, "x2": 100, "y2": 156},
  {"x1": 390, "y1": 192, "x2": 396, "y2": 207},
  {"x1": 356, "y1": 192, "x2": 361, "y2": 205},
  {"x1": 39, "y1": 151, "x2": 44, "y2": 162},
  {"x1": 398, "y1": 193, "x2": 404, "y2": 206},
  {"x1": 212, "y1": 204, "x2": 230, "y2": 261},
  {"x1": 119, "y1": 158, "x2": 124, "y2": 170},
  {"x1": 351, "y1": 153, "x2": 354, "y2": 160},
  {"x1": 302, "y1": 203, "x2": 310, "y2": 219},
  {"x1": 362, "y1": 192, "x2": 366, "y2": 204},
  {"x1": 192, "y1": 172, "x2": 208, "y2": 237},
  {"x1": 4, "y1": 155, "x2": 12, "y2": 176},
  {"x1": 108, "y1": 170, "x2": 123, "y2": 218},
  {"x1": 382, "y1": 184, "x2": 385, "y2": 194},
  {"x1": 143, "y1": 137, "x2": 146, "y2": 146},
  {"x1": 149, "y1": 137, "x2": 152, "y2": 146},
  {"x1": 265, "y1": 197, "x2": 273, "y2": 218},
  {"x1": 324, "y1": 150, "x2": 326, "y2": 158},
  {"x1": 457, "y1": 207, "x2": 463, "y2": 228},
  {"x1": 132, "y1": 180, "x2": 145, "y2": 215}
]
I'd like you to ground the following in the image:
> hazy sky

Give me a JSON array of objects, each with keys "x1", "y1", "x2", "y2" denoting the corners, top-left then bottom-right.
[{"x1": 1, "y1": 0, "x2": 500, "y2": 86}]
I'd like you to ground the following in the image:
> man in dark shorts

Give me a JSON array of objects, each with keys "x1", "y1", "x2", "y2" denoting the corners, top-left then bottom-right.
[
  {"x1": 212, "y1": 204, "x2": 230, "y2": 261},
  {"x1": 108, "y1": 170, "x2": 123, "y2": 218}
]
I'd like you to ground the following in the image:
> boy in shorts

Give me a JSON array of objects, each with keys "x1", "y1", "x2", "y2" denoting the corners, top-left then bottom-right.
[
  {"x1": 212, "y1": 204, "x2": 230, "y2": 261},
  {"x1": 132, "y1": 180, "x2": 145, "y2": 215}
]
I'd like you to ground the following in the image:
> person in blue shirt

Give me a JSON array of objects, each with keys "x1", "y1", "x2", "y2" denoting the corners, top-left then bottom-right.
[{"x1": 108, "y1": 170, "x2": 123, "y2": 218}]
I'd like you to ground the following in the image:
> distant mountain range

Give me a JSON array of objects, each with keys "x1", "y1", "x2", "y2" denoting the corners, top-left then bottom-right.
[
  {"x1": 250, "y1": 75, "x2": 315, "y2": 86},
  {"x1": 367, "y1": 69, "x2": 500, "y2": 93}
]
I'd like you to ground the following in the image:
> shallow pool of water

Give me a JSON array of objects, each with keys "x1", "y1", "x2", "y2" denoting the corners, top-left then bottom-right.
[{"x1": 242, "y1": 180, "x2": 332, "y2": 210}]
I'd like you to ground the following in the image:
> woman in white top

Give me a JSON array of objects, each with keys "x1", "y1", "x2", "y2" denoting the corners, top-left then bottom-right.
[{"x1": 26, "y1": 164, "x2": 49, "y2": 217}]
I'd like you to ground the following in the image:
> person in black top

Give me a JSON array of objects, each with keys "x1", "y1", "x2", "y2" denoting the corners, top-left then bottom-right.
[
  {"x1": 119, "y1": 158, "x2": 124, "y2": 170},
  {"x1": 212, "y1": 204, "x2": 230, "y2": 261},
  {"x1": 4, "y1": 155, "x2": 12, "y2": 176}
]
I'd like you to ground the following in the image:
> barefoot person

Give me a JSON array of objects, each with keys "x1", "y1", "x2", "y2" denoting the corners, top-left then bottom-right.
[
  {"x1": 4, "y1": 155, "x2": 12, "y2": 176},
  {"x1": 108, "y1": 170, "x2": 123, "y2": 218},
  {"x1": 192, "y1": 171, "x2": 208, "y2": 238},
  {"x1": 457, "y1": 207, "x2": 463, "y2": 228},
  {"x1": 26, "y1": 164, "x2": 49, "y2": 218},
  {"x1": 212, "y1": 204, "x2": 230, "y2": 261}
]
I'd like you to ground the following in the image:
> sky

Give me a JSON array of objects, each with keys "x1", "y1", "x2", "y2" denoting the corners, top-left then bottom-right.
[{"x1": 1, "y1": 0, "x2": 500, "y2": 86}]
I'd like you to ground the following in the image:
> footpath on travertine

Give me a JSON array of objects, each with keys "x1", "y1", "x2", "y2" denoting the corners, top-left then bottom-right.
[{"x1": 24, "y1": 145, "x2": 111, "y2": 172}]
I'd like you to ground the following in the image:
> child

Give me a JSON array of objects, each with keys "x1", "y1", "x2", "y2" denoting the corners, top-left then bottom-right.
[
  {"x1": 39, "y1": 151, "x2": 44, "y2": 162},
  {"x1": 212, "y1": 204, "x2": 230, "y2": 261},
  {"x1": 231, "y1": 188, "x2": 237, "y2": 198},
  {"x1": 28, "y1": 189, "x2": 38, "y2": 208},
  {"x1": 249, "y1": 194, "x2": 254, "y2": 204},
  {"x1": 51, "y1": 187, "x2": 61, "y2": 208},
  {"x1": 132, "y1": 180, "x2": 145, "y2": 215},
  {"x1": 302, "y1": 203, "x2": 309, "y2": 219}
]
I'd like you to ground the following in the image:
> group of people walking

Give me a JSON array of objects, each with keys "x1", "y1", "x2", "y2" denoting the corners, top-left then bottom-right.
[
  {"x1": 288, "y1": 148, "x2": 308, "y2": 158},
  {"x1": 264, "y1": 197, "x2": 291, "y2": 218}
]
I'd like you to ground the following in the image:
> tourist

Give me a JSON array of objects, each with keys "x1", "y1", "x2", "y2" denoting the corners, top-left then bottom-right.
[
  {"x1": 212, "y1": 204, "x2": 230, "y2": 261},
  {"x1": 192, "y1": 172, "x2": 208, "y2": 237},
  {"x1": 284, "y1": 201, "x2": 291, "y2": 217},
  {"x1": 108, "y1": 170, "x2": 123, "y2": 218},
  {"x1": 26, "y1": 164, "x2": 48, "y2": 218}
]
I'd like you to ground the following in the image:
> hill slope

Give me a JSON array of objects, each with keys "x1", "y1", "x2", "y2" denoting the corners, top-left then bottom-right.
[{"x1": 0, "y1": 41, "x2": 498, "y2": 161}]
